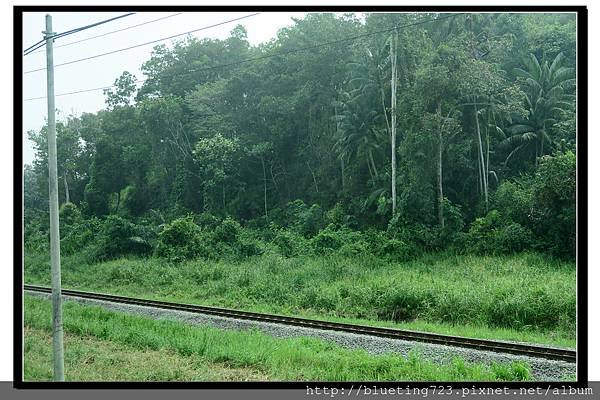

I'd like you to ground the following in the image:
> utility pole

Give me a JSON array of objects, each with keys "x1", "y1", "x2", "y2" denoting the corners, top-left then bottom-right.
[
  {"x1": 44, "y1": 13, "x2": 65, "y2": 382},
  {"x1": 390, "y1": 29, "x2": 397, "y2": 216}
]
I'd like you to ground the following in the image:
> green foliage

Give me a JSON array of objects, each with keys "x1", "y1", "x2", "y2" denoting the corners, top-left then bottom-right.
[
  {"x1": 91, "y1": 215, "x2": 153, "y2": 262},
  {"x1": 24, "y1": 209, "x2": 49, "y2": 253},
  {"x1": 59, "y1": 202, "x2": 82, "y2": 227},
  {"x1": 155, "y1": 217, "x2": 208, "y2": 263},
  {"x1": 311, "y1": 225, "x2": 344, "y2": 254},
  {"x1": 531, "y1": 152, "x2": 576, "y2": 258},
  {"x1": 466, "y1": 211, "x2": 534, "y2": 255},
  {"x1": 61, "y1": 217, "x2": 102, "y2": 256},
  {"x1": 213, "y1": 217, "x2": 241, "y2": 244},
  {"x1": 25, "y1": 251, "x2": 575, "y2": 339},
  {"x1": 83, "y1": 179, "x2": 109, "y2": 217},
  {"x1": 273, "y1": 229, "x2": 308, "y2": 258},
  {"x1": 236, "y1": 235, "x2": 264, "y2": 258},
  {"x1": 194, "y1": 212, "x2": 221, "y2": 231}
]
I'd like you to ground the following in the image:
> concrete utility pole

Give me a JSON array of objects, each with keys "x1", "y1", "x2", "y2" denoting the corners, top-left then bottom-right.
[
  {"x1": 44, "y1": 13, "x2": 65, "y2": 382},
  {"x1": 390, "y1": 29, "x2": 397, "y2": 216}
]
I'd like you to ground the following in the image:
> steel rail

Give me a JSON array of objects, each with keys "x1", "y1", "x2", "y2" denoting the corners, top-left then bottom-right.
[{"x1": 24, "y1": 284, "x2": 576, "y2": 363}]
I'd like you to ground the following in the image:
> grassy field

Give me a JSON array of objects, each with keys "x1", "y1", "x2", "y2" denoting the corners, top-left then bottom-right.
[
  {"x1": 24, "y1": 296, "x2": 534, "y2": 382},
  {"x1": 24, "y1": 251, "x2": 576, "y2": 348}
]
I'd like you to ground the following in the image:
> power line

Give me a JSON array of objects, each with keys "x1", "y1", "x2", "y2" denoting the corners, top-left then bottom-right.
[
  {"x1": 28, "y1": 12, "x2": 184, "y2": 55},
  {"x1": 24, "y1": 13, "x2": 260, "y2": 73},
  {"x1": 24, "y1": 13, "x2": 136, "y2": 56},
  {"x1": 23, "y1": 13, "x2": 461, "y2": 102}
]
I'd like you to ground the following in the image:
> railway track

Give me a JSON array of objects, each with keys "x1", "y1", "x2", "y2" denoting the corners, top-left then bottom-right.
[{"x1": 24, "y1": 284, "x2": 576, "y2": 363}]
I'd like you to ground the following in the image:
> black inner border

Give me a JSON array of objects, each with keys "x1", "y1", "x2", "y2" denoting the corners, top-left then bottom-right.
[{"x1": 13, "y1": 4, "x2": 589, "y2": 389}]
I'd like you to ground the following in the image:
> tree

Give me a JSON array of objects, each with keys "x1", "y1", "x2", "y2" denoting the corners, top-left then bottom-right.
[
  {"x1": 503, "y1": 52, "x2": 575, "y2": 167},
  {"x1": 194, "y1": 133, "x2": 240, "y2": 213},
  {"x1": 103, "y1": 71, "x2": 138, "y2": 109}
]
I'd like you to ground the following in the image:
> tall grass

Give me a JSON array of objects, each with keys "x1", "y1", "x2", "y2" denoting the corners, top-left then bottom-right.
[
  {"x1": 25, "y1": 296, "x2": 533, "y2": 381},
  {"x1": 25, "y1": 251, "x2": 575, "y2": 342}
]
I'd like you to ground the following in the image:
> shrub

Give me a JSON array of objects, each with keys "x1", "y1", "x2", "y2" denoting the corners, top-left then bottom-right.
[
  {"x1": 155, "y1": 217, "x2": 209, "y2": 263},
  {"x1": 311, "y1": 225, "x2": 344, "y2": 254},
  {"x1": 466, "y1": 210, "x2": 504, "y2": 254},
  {"x1": 235, "y1": 237, "x2": 264, "y2": 258},
  {"x1": 387, "y1": 215, "x2": 434, "y2": 254},
  {"x1": 299, "y1": 204, "x2": 325, "y2": 237},
  {"x1": 24, "y1": 209, "x2": 49, "y2": 253},
  {"x1": 194, "y1": 212, "x2": 221, "y2": 231},
  {"x1": 273, "y1": 229, "x2": 307, "y2": 257},
  {"x1": 280, "y1": 200, "x2": 325, "y2": 237},
  {"x1": 213, "y1": 217, "x2": 241, "y2": 244},
  {"x1": 493, "y1": 180, "x2": 532, "y2": 227},
  {"x1": 466, "y1": 211, "x2": 533, "y2": 254},
  {"x1": 380, "y1": 238, "x2": 419, "y2": 261},
  {"x1": 495, "y1": 223, "x2": 534, "y2": 253},
  {"x1": 121, "y1": 185, "x2": 150, "y2": 217},
  {"x1": 531, "y1": 151, "x2": 576, "y2": 258},
  {"x1": 339, "y1": 240, "x2": 371, "y2": 257},
  {"x1": 325, "y1": 203, "x2": 347, "y2": 228},
  {"x1": 91, "y1": 215, "x2": 152, "y2": 261},
  {"x1": 61, "y1": 217, "x2": 102, "y2": 256},
  {"x1": 59, "y1": 202, "x2": 82, "y2": 228}
]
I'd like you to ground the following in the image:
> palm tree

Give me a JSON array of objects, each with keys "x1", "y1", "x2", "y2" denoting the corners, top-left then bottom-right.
[
  {"x1": 333, "y1": 88, "x2": 386, "y2": 182},
  {"x1": 502, "y1": 52, "x2": 575, "y2": 166}
]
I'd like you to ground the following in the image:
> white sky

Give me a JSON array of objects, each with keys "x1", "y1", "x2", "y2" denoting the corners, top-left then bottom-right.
[{"x1": 22, "y1": 11, "x2": 321, "y2": 165}]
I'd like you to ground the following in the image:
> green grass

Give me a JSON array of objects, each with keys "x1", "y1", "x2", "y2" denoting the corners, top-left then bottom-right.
[
  {"x1": 24, "y1": 327, "x2": 269, "y2": 381},
  {"x1": 24, "y1": 295, "x2": 533, "y2": 382},
  {"x1": 24, "y1": 250, "x2": 576, "y2": 348}
]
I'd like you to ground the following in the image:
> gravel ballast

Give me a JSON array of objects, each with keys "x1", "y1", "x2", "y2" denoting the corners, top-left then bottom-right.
[{"x1": 25, "y1": 291, "x2": 575, "y2": 381}]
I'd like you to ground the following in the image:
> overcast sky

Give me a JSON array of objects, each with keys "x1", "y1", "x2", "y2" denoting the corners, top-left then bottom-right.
[{"x1": 21, "y1": 11, "x2": 328, "y2": 165}]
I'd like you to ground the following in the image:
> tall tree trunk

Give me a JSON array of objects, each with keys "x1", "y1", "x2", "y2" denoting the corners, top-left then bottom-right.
[
  {"x1": 474, "y1": 102, "x2": 488, "y2": 211},
  {"x1": 437, "y1": 102, "x2": 444, "y2": 228},
  {"x1": 334, "y1": 101, "x2": 345, "y2": 190},
  {"x1": 261, "y1": 157, "x2": 268, "y2": 218},
  {"x1": 340, "y1": 157, "x2": 345, "y2": 190},
  {"x1": 63, "y1": 173, "x2": 70, "y2": 204},
  {"x1": 390, "y1": 29, "x2": 398, "y2": 216},
  {"x1": 306, "y1": 161, "x2": 319, "y2": 193},
  {"x1": 485, "y1": 116, "x2": 490, "y2": 187},
  {"x1": 365, "y1": 157, "x2": 374, "y2": 181},
  {"x1": 368, "y1": 150, "x2": 378, "y2": 177},
  {"x1": 115, "y1": 191, "x2": 120, "y2": 213},
  {"x1": 222, "y1": 183, "x2": 226, "y2": 211}
]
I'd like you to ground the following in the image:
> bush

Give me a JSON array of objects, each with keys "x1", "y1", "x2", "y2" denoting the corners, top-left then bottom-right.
[
  {"x1": 531, "y1": 152, "x2": 576, "y2": 258},
  {"x1": 493, "y1": 180, "x2": 532, "y2": 227},
  {"x1": 339, "y1": 240, "x2": 371, "y2": 257},
  {"x1": 61, "y1": 217, "x2": 102, "y2": 256},
  {"x1": 279, "y1": 200, "x2": 325, "y2": 237},
  {"x1": 325, "y1": 203, "x2": 347, "y2": 228},
  {"x1": 466, "y1": 211, "x2": 533, "y2": 255},
  {"x1": 155, "y1": 217, "x2": 209, "y2": 263},
  {"x1": 194, "y1": 212, "x2": 221, "y2": 231},
  {"x1": 273, "y1": 229, "x2": 307, "y2": 257},
  {"x1": 59, "y1": 202, "x2": 82, "y2": 228},
  {"x1": 213, "y1": 217, "x2": 241, "y2": 244},
  {"x1": 496, "y1": 223, "x2": 534, "y2": 253},
  {"x1": 311, "y1": 226, "x2": 343, "y2": 254},
  {"x1": 121, "y1": 185, "x2": 150, "y2": 217},
  {"x1": 91, "y1": 215, "x2": 152, "y2": 261},
  {"x1": 387, "y1": 215, "x2": 434, "y2": 254},
  {"x1": 236, "y1": 237, "x2": 264, "y2": 258}
]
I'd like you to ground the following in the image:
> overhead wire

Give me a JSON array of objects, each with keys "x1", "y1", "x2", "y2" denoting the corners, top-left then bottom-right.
[
  {"x1": 28, "y1": 12, "x2": 184, "y2": 55},
  {"x1": 23, "y1": 13, "x2": 260, "y2": 73},
  {"x1": 23, "y1": 12, "x2": 136, "y2": 56},
  {"x1": 23, "y1": 12, "x2": 461, "y2": 102}
]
